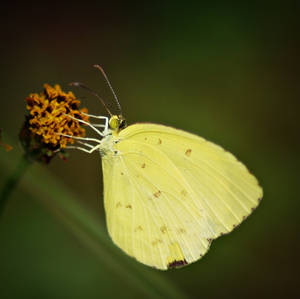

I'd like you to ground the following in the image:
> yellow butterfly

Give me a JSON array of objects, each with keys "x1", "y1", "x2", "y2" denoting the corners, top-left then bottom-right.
[{"x1": 66, "y1": 65, "x2": 263, "y2": 270}]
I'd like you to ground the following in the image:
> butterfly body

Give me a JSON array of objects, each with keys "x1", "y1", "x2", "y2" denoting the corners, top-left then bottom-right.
[{"x1": 99, "y1": 119, "x2": 263, "y2": 270}]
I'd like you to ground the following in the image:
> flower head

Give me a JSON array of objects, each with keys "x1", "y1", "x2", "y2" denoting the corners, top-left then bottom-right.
[
  {"x1": 25, "y1": 84, "x2": 89, "y2": 148},
  {"x1": 20, "y1": 84, "x2": 89, "y2": 163}
]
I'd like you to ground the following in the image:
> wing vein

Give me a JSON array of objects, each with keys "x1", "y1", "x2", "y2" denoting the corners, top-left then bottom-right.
[
  {"x1": 119, "y1": 141, "x2": 228, "y2": 233},
  {"x1": 119, "y1": 155, "x2": 165, "y2": 268},
  {"x1": 187, "y1": 155, "x2": 256, "y2": 210},
  {"x1": 124, "y1": 158, "x2": 202, "y2": 262}
]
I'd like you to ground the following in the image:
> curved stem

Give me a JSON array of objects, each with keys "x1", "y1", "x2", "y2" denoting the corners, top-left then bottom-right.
[{"x1": 0, "y1": 154, "x2": 32, "y2": 217}]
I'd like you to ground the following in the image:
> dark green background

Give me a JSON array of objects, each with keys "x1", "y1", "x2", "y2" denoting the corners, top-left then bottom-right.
[{"x1": 1, "y1": 1, "x2": 299, "y2": 298}]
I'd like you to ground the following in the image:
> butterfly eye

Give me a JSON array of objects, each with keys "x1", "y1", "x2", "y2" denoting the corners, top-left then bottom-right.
[{"x1": 119, "y1": 119, "x2": 127, "y2": 129}]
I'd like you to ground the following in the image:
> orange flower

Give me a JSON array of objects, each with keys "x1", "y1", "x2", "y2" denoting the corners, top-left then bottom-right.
[{"x1": 25, "y1": 84, "x2": 89, "y2": 148}]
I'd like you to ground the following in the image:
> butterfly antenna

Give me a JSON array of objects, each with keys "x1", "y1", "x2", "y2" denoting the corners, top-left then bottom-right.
[
  {"x1": 69, "y1": 82, "x2": 112, "y2": 117},
  {"x1": 93, "y1": 64, "x2": 122, "y2": 115}
]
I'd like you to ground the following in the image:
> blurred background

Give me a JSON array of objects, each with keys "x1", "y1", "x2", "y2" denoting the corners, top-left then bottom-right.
[{"x1": 0, "y1": 1, "x2": 299, "y2": 298}]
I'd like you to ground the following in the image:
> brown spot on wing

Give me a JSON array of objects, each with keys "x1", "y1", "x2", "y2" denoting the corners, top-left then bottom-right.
[
  {"x1": 120, "y1": 172, "x2": 124, "y2": 175},
  {"x1": 141, "y1": 163, "x2": 146, "y2": 168},
  {"x1": 125, "y1": 204, "x2": 132, "y2": 209},
  {"x1": 158, "y1": 138, "x2": 162, "y2": 144},
  {"x1": 134, "y1": 225, "x2": 143, "y2": 232},
  {"x1": 177, "y1": 228, "x2": 186, "y2": 234},
  {"x1": 153, "y1": 190, "x2": 161, "y2": 198},
  {"x1": 185, "y1": 149, "x2": 192, "y2": 156},
  {"x1": 152, "y1": 239, "x2": 163, "y2": 246},
  {"x1": 160, "y1": 225, "x2": 167, "y2": 234},
  {"x1": 167, "y1": 259, "x2": 188, "y2": 269},
  {"x1": 181, "y1": 189, "x2": 187, "y2": 196}
]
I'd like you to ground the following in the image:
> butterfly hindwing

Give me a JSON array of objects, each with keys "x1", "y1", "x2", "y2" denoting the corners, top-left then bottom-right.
[{"x1": 102, "y1": 123, "x2": 263, "y2": 269}]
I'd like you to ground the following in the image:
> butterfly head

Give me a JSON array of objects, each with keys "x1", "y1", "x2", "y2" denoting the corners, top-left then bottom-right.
[{"x1": 109, "y1": 115, "x2": 127, "y2": 132}]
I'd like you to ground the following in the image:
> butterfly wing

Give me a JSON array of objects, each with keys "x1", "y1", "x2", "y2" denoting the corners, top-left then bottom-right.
[{"x1": 101, "y1": 123, "x2": 263, "y2": 270}]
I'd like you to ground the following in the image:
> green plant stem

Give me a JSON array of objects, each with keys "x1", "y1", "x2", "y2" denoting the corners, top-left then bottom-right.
[{"x1": 0, "y1": 154, "x2": 32, "y2": 217}]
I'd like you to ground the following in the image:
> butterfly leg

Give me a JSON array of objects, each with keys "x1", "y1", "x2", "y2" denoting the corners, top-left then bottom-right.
[
  {"x1": 90, "y1": 124, "x2": 106, "y2": 128},
  {"x1": 54, "y1": 141, "x2": 102, "y2": 154},
  {"x1": 55, "y1": 133, "x2": 102, "y2": 144},
  {"x1": 81, "y1": 113, "x2": 109, "y2": 134},
  {"x1": 76, "y1": 140, "x2": 95, "y2": 148},
  {"x1": 63, "y1": 113, "x2": 104, "y2": 137},
  {"x1": 57, "y1": 144, "x2": 101, "y2": 154}
]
